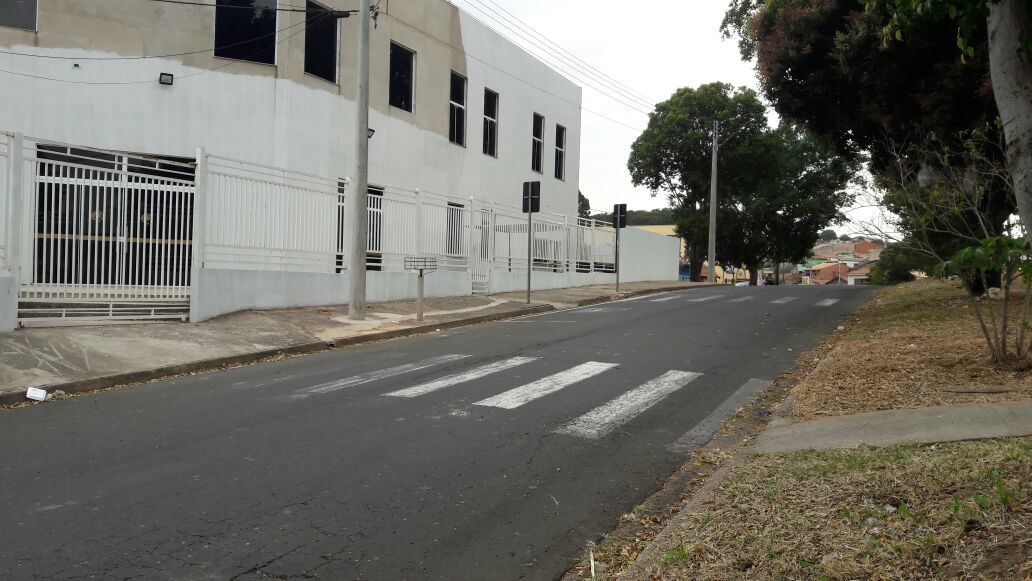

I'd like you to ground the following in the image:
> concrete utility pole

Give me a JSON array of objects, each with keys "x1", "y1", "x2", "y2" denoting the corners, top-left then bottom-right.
[
  {"x1": 707, "y1": 120, "x2": 719, "y2": 284},
  {"x1": 349, "y1": 1, "x2": 371, "y2": 320}
]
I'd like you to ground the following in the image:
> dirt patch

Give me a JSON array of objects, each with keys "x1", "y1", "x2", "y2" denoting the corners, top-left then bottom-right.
[
  {"x1": 789, "y1": 279, "x2": 1032, "y2": 421},
  {"x1": 634, "y1": 438, "x2": 1031, "y2": 580}
]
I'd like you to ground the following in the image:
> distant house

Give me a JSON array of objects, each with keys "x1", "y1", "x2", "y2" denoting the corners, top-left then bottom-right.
[
  {"x1": 809, "y1": 262, "x2": 850, "y2": 285},
  {"x1": 847, "y1": 266, "x2": 872, "y2": 285}
]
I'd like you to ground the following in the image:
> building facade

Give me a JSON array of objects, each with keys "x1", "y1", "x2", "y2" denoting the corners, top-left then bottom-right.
[
  {"x1": 0, "y1": 0, "x2": 581, "y2": 215},
  {"x1": 0, "y1": 1, "x2": 679, "y2": 329}
]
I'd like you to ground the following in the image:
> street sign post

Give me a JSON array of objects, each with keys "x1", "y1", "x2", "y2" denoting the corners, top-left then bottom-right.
[
  {"x1": 404, "y1": 256, "x2": 438, "y2": 321},
  {"x1": 613, "y1": 203, "x2": 627, "y2": 293},
  {"x1": 523, "y1": 181, "x2": 541, "y2": 304}
]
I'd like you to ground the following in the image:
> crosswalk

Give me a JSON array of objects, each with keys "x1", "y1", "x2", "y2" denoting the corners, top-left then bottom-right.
[
  {"x1": 649, "y1": 293, "x2": 845, "y2": 307},
  {"x1": 286, "y1": 353, "x2": 770, "y2": 444}
]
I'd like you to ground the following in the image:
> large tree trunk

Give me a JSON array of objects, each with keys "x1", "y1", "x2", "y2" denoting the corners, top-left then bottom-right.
[
  {"x1": 989, "y1": 0, "x2": 1032, "y2": 234},
  {"x1": 747, "y1": 262, "x2": 760, "y2": 286}
]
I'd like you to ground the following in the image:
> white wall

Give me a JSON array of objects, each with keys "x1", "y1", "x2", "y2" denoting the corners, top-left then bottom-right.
[
  {"x1": 0, "y1": 272, "x2": 15, "y2": 332},
  {"x1": 618, "y1": 227, "x2": 679, "y2": 282},
  {"x1": 191, "y1": 269, "x2": 472, "y2": 322}
]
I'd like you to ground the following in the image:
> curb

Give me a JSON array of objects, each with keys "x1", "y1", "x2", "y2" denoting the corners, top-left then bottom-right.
[{"x1": 0, "y1": 304, "x2": 554, "y2": 407}]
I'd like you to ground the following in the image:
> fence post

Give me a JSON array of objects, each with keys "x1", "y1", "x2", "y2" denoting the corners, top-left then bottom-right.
[
  {"x1": 189, "y1": 146, "x2": 208, "y2": 323},
  {"x1": 467, "y1": 196, "x2": 475, "y2": 274},
  {"x1": 7, "y1": 133, "x2": 24, "y2": 281},
  {"x1": 487, "y1": 201, "x2": 496, "y2": 293},
  {"x1": 415, "y1": 188, "x2": 423, "y2": 255},
  {"x1": 564, "y1": 215, "x2": 571, "y2": 289}
]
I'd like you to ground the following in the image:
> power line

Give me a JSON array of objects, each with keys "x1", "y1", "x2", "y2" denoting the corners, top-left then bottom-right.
[
  {"x1": 0, "y1": 12, "x2": 325, "y2": 85},
  {"x1": 446, "y1": 2, "x2": 654, "y2": 116},
  {"x1": 453, "y1": 0, "x2": 658, "y2": 109},
  {"x1": 382, "y1": 11, "x2": 646, "y2": 132}
]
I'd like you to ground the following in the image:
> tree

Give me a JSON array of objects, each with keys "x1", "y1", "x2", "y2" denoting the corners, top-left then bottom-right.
[
  {"x1": 872, "y1": 0, "x2": 1032, "y2": 235},
  {"x1": 721, "y1": 0, "x2": 1015, "y2": 262},
  {"x1": 628, "y1": 83, "x2": 768, "y2": 281},
  {"x1": 577, "y1": 192, "x2": 591, "y2": 220},
  {"x1": 629, "y1": 85, "x2": 856, "y2": 284},
  {"x1": 820, "y1": 229, "x2": 838, "y2": 241},
  {"x1": 838, "y1": 234, "x2": 852, "y2": 242},
  {"x1": 868, "y1": 244, "x2": 922, "y2": 284}
]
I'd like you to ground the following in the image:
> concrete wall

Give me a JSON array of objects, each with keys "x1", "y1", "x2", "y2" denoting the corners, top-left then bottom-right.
[
  {"x1": 619, "y1": 227, "x2": 680, "y2": 283},
  {"x1": 0, "y1": 0, "x2": 582, "y2": 216},
  {"x1": 0, "y1": 271, "x2": 16, "y2": 332},
  {"x1": 191, "y1": 268, "x2": 472, "y2": 322}
]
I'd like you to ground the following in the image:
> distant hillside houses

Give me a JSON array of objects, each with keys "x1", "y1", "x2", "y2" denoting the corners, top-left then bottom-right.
[{"x1": 805, "y1": 237, "x2": 885, "y2": 285}]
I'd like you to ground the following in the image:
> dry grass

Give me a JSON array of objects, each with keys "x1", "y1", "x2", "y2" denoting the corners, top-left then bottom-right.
[
  {"x1": 640, "y1": 438, "x2": 1031, "y2": 580},
  {"x1": 790, "y1": 278, "x2": 1032, "y2": 421}
]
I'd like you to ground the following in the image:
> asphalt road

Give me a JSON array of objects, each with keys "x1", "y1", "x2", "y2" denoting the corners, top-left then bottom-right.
[{"x1": 0, "y1": 285, "x2": 874, "y2": 580}]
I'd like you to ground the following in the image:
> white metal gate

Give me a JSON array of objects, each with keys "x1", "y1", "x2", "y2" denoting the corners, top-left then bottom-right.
[
  {"x1": 470, "y1": 204, "x2": 492, "y2": 293},
  {"x1": 17, "y1": 140, "x2": 196, "y2": 324}
]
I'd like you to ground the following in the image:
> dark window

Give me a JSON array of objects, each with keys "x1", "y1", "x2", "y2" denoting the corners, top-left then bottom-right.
[
  {"x1": 446, "y1": 203, "x2": 464, "y2": 256},
  {"x1": 449, "y1": 72, "x2": 467, "y2": 146},
  {"x1": 389, "y1": 42, "x2": 415, "y2": 112},
  {"x1": 366, "y1": 186, "x2": 385, "y2": 271},
  {"x1": 554, "y1": 125, "x2": 567, "y2": 181},
  {"x1": 0, "y1": 0, "x2": 36, "y2": 31},
  {"x1": 531, "y1": 113, "x2": 544, "y2": 173},
  {"x1": 304, "y1": 0, "x2": 338, "y2": 83},
  {"x1": 214, "y1": 0, "x2": 278, "y2": 65},
  {"x1": 483, "y1": 89, "x2": 499, "y2": 157}
]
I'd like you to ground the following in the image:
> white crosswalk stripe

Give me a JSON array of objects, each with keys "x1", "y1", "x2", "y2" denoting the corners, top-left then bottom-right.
[
  {"x1": 384, "y1": 356, "x2": 538, "y2": 398},
  {"x1": 686, "y1": 295, "x2": 724, "y2": 302},
  {"x1": 815, "y1": 298, "x2": 840, "y2": 307},
  {"x1": 297, "y1": 354, "x2": 471, "y2": 397},
  {"x1": 650, "y1": 295, "x2": 681, "y2": 303},
  {"x1": 770, "y1": 296, "x2": 798, "y2": 304},
  {"x1": 555, "y1": 370, "x2": 702, "y2": 439},
  {"x1": 474, "y1": 362, "x2": 619, "y2": 409},
  {"x1": 729, "y1": 295, "x2": 755, "y2": 303}
]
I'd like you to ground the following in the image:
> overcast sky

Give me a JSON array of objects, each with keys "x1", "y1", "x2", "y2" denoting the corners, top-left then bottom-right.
[
  {"x1": 449, "y1": 0, "x2": 760, "y2": 213},
  {"x1": 448, "y1": 0, "x2": 878, "y2": 236}
]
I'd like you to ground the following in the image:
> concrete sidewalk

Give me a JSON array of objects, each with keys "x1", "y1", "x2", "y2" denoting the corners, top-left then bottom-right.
[
  {"x1": 0, "y1": 280, "x2": 710, "y2": 405},
  {"x1": 753, "y1": 400, "x2": 1032, "y2": 453}
]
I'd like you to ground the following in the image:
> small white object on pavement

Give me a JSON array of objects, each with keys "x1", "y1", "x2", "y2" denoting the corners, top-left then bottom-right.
[{"x1": 25, "y1": 387, "x2": 47, "y2": 402}]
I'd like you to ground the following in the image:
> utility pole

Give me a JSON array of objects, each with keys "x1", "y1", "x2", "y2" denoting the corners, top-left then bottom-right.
[
  {"x1": 349, "y1": 1, "x2": 371, "y2": 320},
  {"x1": 707, "y1": 120, "x2": 719, "y2": 284}
]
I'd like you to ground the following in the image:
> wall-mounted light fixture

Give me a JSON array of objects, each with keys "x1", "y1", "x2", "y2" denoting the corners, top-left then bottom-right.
[
  {"x1": 367, "y1": 128, "x2": 376, "y2": 139},
  {"x1": 159, "y1": 73, "x2": 174, "y2": 86}
]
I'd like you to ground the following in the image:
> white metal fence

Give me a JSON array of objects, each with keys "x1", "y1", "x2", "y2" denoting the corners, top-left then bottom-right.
[
  {"x1": 201, "y1": 154, "x2": 337, "y2": 273},
  {"x1": 1, "y1": 134, "x2": 658, "y2": 326},
  {"x1": 194, "y1": 155, "x2": 623, "y2": 293}
]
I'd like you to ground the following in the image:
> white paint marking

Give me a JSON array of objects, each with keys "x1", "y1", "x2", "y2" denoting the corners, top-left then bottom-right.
[
  {"x1": 729, "y1": 295, "x2": 755, "y2": 303},
  {"x1": 474, "y1": 362, "x2": 619, "y2": 409},
  {"x1": 770, "y1": 296, "x2": 799, "y2": 304},
  {"x1": 384, "y1": 356, "x2": 538, "y2": 398},
  {"x1": 686, "y1": 295, "x2": 725, "y2": 303},
  {"x1": 300, "y1": 354, "x2": 472, "y2": 396},
  {"x1": 815, "y1": 298, "x2": 840, "y2": 307},
  {"x1": 650, "y1": 295, "x2": 681, "y2": 303},
  {"x1": 555, "y1": 370, "x2": 702, "y2": 439}
]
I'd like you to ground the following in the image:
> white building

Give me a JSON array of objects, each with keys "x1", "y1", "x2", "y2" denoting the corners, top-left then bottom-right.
[{"x1": 0, "y1": 0, "x2": 677, "y2": 330}]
